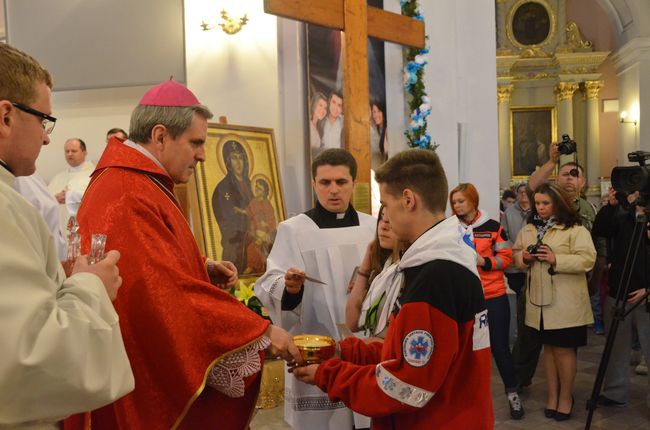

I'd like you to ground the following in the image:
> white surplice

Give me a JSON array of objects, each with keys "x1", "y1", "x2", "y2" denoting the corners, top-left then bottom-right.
[
  {"x1": 47, "y1": 161, "x2": 95, "y2": 233},
  {"x1": 0, "y1": 166, "x2": 133, "y2": 428},
  {"x1": 255, "y1": 212, "x2": 375, "y2": 429}
]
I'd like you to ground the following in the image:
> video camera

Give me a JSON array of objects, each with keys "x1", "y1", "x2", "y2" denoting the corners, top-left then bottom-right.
[{"x1": 611, "y1": 151, "x2": 650, "y2": 193}]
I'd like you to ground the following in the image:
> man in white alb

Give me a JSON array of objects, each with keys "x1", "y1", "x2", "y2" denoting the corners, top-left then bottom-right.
[
  {"x1": 48, "y1": 137, "x2": 95, "y2": 230},
  {"x1": 256, "y1": 148, "x2": 375, "y2": 429}
]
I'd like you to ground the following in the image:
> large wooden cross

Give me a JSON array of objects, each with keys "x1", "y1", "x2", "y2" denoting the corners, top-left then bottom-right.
[{"x1": 264, "y1": 0, "x2": 425, "y2": 213}]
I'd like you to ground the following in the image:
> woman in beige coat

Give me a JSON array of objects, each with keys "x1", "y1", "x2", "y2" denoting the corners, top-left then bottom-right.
[{"x1": 513, "y1": 183, "x2": 596, "y2": 421}]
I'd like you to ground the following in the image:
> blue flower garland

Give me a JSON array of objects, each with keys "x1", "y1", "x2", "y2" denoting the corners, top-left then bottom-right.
[{"x1": 401, "y1": 0, "x2": 436, "y2": 150}]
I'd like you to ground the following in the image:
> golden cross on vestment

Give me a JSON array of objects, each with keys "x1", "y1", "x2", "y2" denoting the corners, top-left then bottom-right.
[{"x1": 264, "y1": 0, "x2": 425, "y2": 214}]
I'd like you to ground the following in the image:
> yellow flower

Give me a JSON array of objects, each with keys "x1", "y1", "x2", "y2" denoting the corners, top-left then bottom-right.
[{"x1": 235, "y1": 280, "x2": 256, "y2": 306}]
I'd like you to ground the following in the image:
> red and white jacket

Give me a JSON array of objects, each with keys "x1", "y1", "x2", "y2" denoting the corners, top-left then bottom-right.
[{"x1": 314, "y1": 217, "x2": 494, "y2": 429}]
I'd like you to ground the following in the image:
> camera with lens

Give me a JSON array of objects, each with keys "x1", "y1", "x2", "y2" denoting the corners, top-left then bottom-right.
[
  {"x1": 557, "y1": 134, "x2": 577, "y2": 155},
  {"x1": 611, "y1": 151, "x2": 650, "y2": 207},
  {"x1": 526, "y1": 240, "x2": 543, "y2": 255}
]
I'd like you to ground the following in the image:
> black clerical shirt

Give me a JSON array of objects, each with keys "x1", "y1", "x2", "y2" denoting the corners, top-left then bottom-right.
[{"x1": 281, "y1": 201, "x2": 360, "y2": 310}]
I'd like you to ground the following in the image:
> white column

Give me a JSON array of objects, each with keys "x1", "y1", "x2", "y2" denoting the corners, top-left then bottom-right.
[
  {"x1": 585, "y1": 80, "x2": 603, "y2": 197},
  {"x1": 555, "y1": 82, "x2": 579, "y2": 165},
  {"x1": 497, "y1": 84, "x2": 514, "y2": 188}
]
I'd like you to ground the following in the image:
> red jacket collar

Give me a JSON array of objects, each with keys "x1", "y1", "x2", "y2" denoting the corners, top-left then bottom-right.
[{"x1": 94, "y1": 138, "x2": 174, "y2": 191}]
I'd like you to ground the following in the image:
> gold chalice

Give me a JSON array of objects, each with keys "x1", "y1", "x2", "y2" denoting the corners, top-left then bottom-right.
[{"x1": 293, "y1": 335, "x2": 336, "y2": 364}]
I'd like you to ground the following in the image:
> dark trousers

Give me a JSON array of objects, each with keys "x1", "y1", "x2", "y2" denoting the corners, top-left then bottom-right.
[
  {"x1": 512, "y1": 285, "x2": 542, "y2": 386},
  {"x1": 487, "y1": 294, "x2": 519, "y2": 391}
]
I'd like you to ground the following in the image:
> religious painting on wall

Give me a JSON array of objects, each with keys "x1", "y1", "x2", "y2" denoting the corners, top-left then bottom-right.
[
  {"x1": 511, "y1": 1, "x2": 552, "y2": 46},
  {"x1": 190, "y1": 123, "x2": 286, "y2": 280},
  {"x1": 510, "y1": 107, "x2": 556, "y2": 178},
  {"x1": 306, "y1": 0, "x2": 387, "y2": 171}
]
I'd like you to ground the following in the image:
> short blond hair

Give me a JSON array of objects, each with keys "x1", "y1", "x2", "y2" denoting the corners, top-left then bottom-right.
[{"x1": 0, "y1": 44, "x2": 52, "y2": 105}]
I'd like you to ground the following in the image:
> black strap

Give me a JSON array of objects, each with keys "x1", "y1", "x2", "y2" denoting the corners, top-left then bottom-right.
[{"x1": 0, "y1": 159, "x2": 13, "y2": 174}]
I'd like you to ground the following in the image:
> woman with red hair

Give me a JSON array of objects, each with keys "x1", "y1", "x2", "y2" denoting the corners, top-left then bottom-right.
[{"x1": 450, "y1": 183, "x2": 524, "y2": 420}]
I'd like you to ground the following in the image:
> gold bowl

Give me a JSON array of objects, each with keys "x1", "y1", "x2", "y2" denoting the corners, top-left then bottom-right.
[{"x1": 293, "y1": 335, "x2": 336, "y2": 364}]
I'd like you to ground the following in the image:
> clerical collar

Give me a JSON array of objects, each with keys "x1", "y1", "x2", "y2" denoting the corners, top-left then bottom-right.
[
  {"x1": 304, "y1": 200, "x2": 359, "y2": 229},
  {"x1": 121, "y1": 139, "x2": 168, "y2": 174},
  {"x1": 0, "y1": 158, "x2": 13, "y2": 175}
]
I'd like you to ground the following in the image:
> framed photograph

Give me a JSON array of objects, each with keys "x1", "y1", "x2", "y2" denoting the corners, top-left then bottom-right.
[
  {"x1": 306, "y1": 0, "x2": 388, "y2": 172},
  {"x1": 510, "y1": 107, "x2": 556, "y2": 178},
  {"x1": 189, "y1": 123, "x2": 286, "y2": 280}
]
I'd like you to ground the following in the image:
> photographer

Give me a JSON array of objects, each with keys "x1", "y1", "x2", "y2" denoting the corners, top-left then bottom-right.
[
  {"x1": 528, "y1": 139, "x2": 596, "y2": 230},
  {"x1": 591, "y1": 189, "x2": 650, "y2": 409},
  {"x1": 513, "y1": 183, "x2": 596, "y2": 421}
]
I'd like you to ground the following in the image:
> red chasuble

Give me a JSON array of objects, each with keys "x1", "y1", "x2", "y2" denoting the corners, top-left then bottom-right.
[{"x1": 74, "y1": 139, "x2": 270, "y2": 429}]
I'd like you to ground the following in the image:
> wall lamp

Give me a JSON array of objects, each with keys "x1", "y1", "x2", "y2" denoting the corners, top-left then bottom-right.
[
  {"x1": 201, "y1": 10, "x2": 249, "y2": 35},
  {"x1": 620, "y1": 110, "x2": 638, "y2": 125}
]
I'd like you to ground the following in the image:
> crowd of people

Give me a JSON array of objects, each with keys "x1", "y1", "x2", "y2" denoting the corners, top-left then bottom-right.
[{"x1": 1, "y1": 40, "x2": 648, "y2": 430}]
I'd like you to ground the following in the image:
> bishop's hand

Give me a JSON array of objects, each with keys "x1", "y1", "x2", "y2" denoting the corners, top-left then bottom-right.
[
  {"x1": 207, "y1": 259, "x2": 238, "y2": 289},
  {"x1": 284, "y1": 268, "x2": 305, "y2": 294},
  {"x1": 264, "y1": 324, "x2": 303, "y2": 365}
]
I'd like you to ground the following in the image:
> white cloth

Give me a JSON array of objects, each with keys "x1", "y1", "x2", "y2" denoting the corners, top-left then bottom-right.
[
  {"x1": 47, "y1": 161, "x2": 95, "y2": 234},
  {"x1": 255, "y1": 212, "x2": 375, "y2": 429},
  {"x1": 0, "y1": 167, "x2": 133, "y2": 428},
  {"x1": 359, "y1": 217, "x2": 480, "y2": 341},
  {"x1": 321, "y1": 115, "x2": 344, "y2": 149},
  {"x1": 13, "y1": 174, "x2": 67, "y2": 260},
  {"x1": 357, "y1": 258, "x2": 399, "y2": 337}
]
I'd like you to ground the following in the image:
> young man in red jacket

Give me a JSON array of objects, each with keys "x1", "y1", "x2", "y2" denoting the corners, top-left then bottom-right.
[{"x1": 293, "y1": 149, "x2": 494, "y2": 429}]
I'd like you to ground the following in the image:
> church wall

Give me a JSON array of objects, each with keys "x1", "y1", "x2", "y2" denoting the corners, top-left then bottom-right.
[
  {"x1": 567, "y1": 0, "x2": 620, "y2": 179},
  {"x1": 422, "y1": 0, "x2": 500, "y2": 218},
  {"x1": 38, "y1": 86, "x2": 145, "y2": 182}
]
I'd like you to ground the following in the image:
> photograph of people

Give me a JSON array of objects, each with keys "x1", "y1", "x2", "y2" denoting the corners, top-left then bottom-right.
[
  {"x1": 321, "y1": 90, "x2": 344, "y2": 150},
  {"x1": 244, "y1": 177, "x2": 277, "y2": 275},
  {"x1": 212, "y1": 140, "x2": 253, "y2": 272},
  {"x1": 370, "y1": 100, "x2": 388, "y2": 169},
  {"x1": 310, "y1": 92, "x2": 327, "y2": 153}
]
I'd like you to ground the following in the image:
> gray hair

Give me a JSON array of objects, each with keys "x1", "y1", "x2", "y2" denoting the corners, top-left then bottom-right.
[{"x1": 129, "y1": 104, "x2": 213, "y2": 143}]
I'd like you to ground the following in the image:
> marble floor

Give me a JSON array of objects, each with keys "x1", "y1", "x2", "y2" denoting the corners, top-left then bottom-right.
[{"x1": 251, "y1": 330, "x2": 649, "y2": 429}]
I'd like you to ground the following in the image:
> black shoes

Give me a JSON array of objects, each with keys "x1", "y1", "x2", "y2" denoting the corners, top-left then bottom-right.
[
  {"x1": 544, "y1": 408, "x2": 556, "y2": 418},
  {"x1": 554, "y1": 396, "x2": 574, "y2": 422}
]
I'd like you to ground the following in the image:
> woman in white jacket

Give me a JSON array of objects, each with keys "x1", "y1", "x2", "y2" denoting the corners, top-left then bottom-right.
[{"x1": 513, "y1": 183, "x2": 596, "y2": 422}]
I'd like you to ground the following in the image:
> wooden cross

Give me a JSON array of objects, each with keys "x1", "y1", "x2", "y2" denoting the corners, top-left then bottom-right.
[{"x1": 264, "y1": 0, "x2": 425, "y2": 213}]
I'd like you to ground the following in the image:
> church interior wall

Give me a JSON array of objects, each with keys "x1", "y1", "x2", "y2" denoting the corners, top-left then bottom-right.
[
  {"x1": 10, "y1": 0, "x2": 501, "y2": 220},
  {"x1": 422, "y1": 0, "x2": 500, "y2": 218},
  {"x1": 567, "y1": 0, "x2": 620, "y2": 179}
]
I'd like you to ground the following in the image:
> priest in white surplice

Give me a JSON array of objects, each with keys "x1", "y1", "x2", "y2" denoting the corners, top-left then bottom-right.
[
  {"x1": 48, "y1": 137, "x2": 95, "y2": 231},
  {"x1": 256, "y1": 149, "x2": 375, "y2": 429}
]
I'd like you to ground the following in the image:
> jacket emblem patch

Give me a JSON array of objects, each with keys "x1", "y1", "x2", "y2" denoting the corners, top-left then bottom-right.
[{"x1": 402, "y1": 330, "x2": 434, "y2": 367}]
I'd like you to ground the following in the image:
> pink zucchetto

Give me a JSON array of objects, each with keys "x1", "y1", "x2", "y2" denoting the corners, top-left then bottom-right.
[{"x1": 139, "y1": 79, "x2": 200, "y2": 107}]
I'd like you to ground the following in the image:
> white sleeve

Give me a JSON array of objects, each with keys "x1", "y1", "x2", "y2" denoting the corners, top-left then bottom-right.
[
  {"x1": 0, "y1": 194, "x2": 133, "y2": 424},
  {"x1": 254, "y1": 220, "x2": 305, "y2": 327}
]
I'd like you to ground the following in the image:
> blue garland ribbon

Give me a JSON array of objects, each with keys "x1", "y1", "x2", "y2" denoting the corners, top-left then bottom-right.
[{"x1": 401, "y1": 0, "x2": 436, "y2": 150}]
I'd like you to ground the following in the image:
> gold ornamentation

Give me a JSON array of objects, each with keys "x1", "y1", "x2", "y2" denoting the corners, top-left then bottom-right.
[
  {"x1": 497, "y1": 85, "x2": 515, "y2": 104},
  {"x1": 520, "y1": 46, "x2": 551, "y2": 58},
  {"x1": 566, "y1": 21, "x2": 593, "y2": 50},
  {"x1": 584, "y1": 80, "x2": 604, "y2": 100},
  {"x1": 554, "y1": 82, "x2": 579, "y2": 102},
  {"x1": 561, "y1": 66, "x2": 599, "y2": 74},
  {"x1": 511, "y1": 72, "x2": 557, "y2": 81},
  {"x1": 586, "y1": 185, "x2": 601, "y2": 196}
]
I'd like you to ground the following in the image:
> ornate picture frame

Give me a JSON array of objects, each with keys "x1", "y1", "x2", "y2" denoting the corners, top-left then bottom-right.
[
  {"x1": 189, "y1": 123, "x2": 286, "y2": 280},
  {"x1": 506, "y1": 0, "x2": 556, "y2": 50},
  {"x1": 510, "y1": 106, "x2": 557, "y2": 178}
]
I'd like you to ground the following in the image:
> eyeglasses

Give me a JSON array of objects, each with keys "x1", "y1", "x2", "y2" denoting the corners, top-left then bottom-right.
[{"x1": 11, "y1": 102, "x2": 57, "y2": 135}]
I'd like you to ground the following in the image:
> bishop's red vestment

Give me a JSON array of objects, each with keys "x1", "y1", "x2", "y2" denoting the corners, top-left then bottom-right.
[{"x1": 74, "y1": 139, "x2": 270, "y2": 429}]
